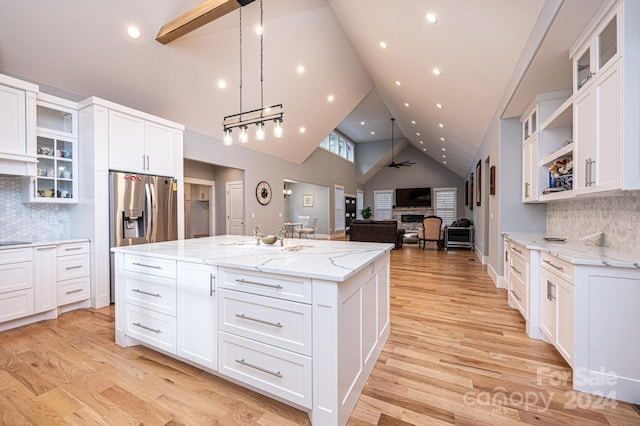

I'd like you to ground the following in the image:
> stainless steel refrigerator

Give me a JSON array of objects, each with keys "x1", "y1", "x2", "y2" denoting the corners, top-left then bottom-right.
[{"x1": 109, "y1": 171, "x2": 178, "y2": 302}]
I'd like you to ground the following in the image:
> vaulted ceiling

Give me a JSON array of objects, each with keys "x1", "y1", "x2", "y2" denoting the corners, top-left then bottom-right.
[{"x1": 0, "y1": 0, "x2": 603, "y2": 177}]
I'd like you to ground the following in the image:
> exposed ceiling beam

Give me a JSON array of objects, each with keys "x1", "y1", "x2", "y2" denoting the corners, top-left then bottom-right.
[{"x1": 156, "y1": 0, "x2": 255, "y2": 45}]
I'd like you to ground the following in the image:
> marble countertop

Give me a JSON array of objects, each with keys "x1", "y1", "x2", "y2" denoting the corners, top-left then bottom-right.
[
  {"x1": 0, "y1": 238, "x2": 89, "y2": 250},
  {"x1": 504, "y1": 232, "x2": 640, "y2": 269},
  {"x1": 111, "y1": 235, "x2": 394, "y2": 281}
]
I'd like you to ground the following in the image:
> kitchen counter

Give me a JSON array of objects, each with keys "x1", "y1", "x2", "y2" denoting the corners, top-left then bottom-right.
[
  {"x1": 111, "y1": 235, "x2": 394, "y2": 281},
  {"x1": 0, "y1": 238, "x2": 89, "y2": 249},
  {"x1": 504, "y1": 232, "x2": 640, "y2": 268}
]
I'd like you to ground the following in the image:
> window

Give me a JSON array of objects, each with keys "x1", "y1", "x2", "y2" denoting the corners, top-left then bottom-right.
[
  {"x1": 434, "y1": 187, "x2": 457, "y2": 226},
  {"x1": 356, "y1": 190, "x2": 364, "y2": 219},
  {"x1": 374, "y1": 190, "x2": 393, "y2": 220},
  {"x1": 319, "y1": 131, "x2": 354, "y2": 163},
  {"x1": 335, "y1": 185, "x2": 345, "y2": 231}
]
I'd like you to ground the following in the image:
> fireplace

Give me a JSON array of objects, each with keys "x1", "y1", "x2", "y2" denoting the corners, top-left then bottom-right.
[{"x1": 401, "y1": 214, "x2": 424, "y2": 223}]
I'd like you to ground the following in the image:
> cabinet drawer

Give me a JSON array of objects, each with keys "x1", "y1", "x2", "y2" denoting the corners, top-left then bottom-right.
[
  {"x1": 57, "y1": 241, "x2": 89, "y2": 256},
  {"x1": 0, "y1": 247, "x2": 32, "y2": 264},
  {"x1": 124, "y1": 254, "x2": 176, "y2": 279},
  {"x1": 58, "y1": 277, "x2": 90, "y2": 306},
  {"x1": 125, "y1": 304, "x2": 176, "y2": 354},
  {"x1": 123, "y1": 272, "x2": 176, "y2": 316},
  {"x1": 0, "y1": 288, "x2": 35, "y2": 323},
  {"x1": 0, "y1": 261, "x2": 33, "y2": 294},
  {"x1": 510, "y1": 243, "x2": 527, "y2": 261},
  {"x1": 509, "y1": 255, "x2": 526, "y2": 283},
  {"x1": 540, "y1": 253, "x2": 573, "y2": 283},
  {"x1": 510, "y1": 274, "x2": 528, "y2": 320},
  {"x1": 218, "y1": 331, "x2": 311, "y2": 409},
  {"x1": 57, "y1": 254, "x2": 90, "y2": 281},
  {"x1": 219, "y1": 289, "x2": 312, "y2": 356},
  {"x1": 220, "y1": 268, "x2": 311, "y2": 304}
]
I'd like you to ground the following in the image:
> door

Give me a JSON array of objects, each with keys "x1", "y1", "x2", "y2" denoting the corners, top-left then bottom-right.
[
  {"x1": 151, "y1": 176, "x2": 178, "y2": 243},
  {"x1": 539, "y1": 268, "x2": 557, "y2": 342},
  {"x1": 574, "y1": 89, "x2": 596, "y2": 192},
  {"x1": 0, "y1": 84, "x2": 26, "y2": 155},
  {"x1": 594, "y1": 59, "x2": 622, "y2": 192},
  {"x1": 108, "y1": 110, "x2": 145, "y2": 173},
  {"x1": 110, "y1": 172, "x2": 148, "y2": 248},
  {"x1": 145, "y1": 122, "x2": 175, "y2": 177},
  {"x1": 226, "y1": 181, "x2": 244, "y2": 235}
]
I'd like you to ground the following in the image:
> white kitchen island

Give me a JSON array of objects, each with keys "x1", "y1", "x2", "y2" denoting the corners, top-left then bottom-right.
[{"x1": 112, "y1": 235, "x2": 393, "y2": 425}]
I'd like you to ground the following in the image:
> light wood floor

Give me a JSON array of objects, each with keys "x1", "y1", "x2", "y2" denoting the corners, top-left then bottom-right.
[{"x1": 1, "y1": 244, "x2": 638, "y2": 425}]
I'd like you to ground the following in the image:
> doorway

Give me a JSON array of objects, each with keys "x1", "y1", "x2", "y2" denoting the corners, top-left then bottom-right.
[
  {"x1": 226, "y1": 181, "x2": 245, "y2": 235},
  {"x1": 184, "y1": 177, "x2": 215, "y2": 239}
]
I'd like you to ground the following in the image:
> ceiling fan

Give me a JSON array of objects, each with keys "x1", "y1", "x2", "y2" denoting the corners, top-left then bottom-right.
[{"x1": 386, "y1": 118, "x2": 415, "y2": 168}]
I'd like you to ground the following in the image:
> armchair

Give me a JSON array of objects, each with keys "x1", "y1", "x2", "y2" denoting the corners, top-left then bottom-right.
[{"x1": 418, "y1": 216, "x2": 445, "y2": 250}]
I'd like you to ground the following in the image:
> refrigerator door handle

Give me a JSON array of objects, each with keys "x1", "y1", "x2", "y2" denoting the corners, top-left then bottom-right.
[
  {"x1": 150, "y1": 183, "x2": 158, "y2": 243},
  {"x1": 145, "y1": 183, "x2": 153, "y2": 242}
]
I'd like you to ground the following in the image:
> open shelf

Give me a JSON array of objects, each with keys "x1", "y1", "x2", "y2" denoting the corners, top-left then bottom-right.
[
  {"x1": 540, "y1": 143, "x2": 574, "y2": 166},
  {"x1": 541, "y1": 95, "x2": 573, "y2": 130}
]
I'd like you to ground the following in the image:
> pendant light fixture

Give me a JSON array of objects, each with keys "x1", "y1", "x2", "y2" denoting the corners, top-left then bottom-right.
[{"x1": 222, "y1": 0, "x2": 284, "y2": 145}]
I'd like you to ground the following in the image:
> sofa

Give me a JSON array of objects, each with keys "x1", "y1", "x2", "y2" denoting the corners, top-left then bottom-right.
[{"x1": 349, "y1": 220, "x2": 405, "y2": 249}]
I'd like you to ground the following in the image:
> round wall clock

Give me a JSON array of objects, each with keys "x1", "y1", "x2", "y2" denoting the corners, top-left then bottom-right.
[{"x1": 255, "y1": 181, "x2": 272, "y2": 205}]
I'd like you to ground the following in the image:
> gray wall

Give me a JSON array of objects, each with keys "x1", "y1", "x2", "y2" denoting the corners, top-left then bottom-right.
[
  {"x1": 362, "y1": 144, "x2": 465, "y2": 215},
  {"x1": 284, "y1": 181, "x2": 330, "y2": 235}
]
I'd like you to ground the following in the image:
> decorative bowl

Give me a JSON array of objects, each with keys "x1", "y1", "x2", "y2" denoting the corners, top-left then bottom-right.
[{"x1": 260, "y1": 235, "x2": 278, "y2": 245}]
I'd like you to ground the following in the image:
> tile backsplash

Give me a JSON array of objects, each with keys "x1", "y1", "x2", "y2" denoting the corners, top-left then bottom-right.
[
  {"x1": 0, "y1": 177, "x2": 71, "y2": 241},
  {"x1": 547, "y1": 190, "x2": 640, "y2": 251}
]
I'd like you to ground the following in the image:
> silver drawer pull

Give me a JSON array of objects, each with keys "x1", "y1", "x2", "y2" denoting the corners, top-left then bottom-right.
[
  {"x1": 65, "y1": 289, "x2": 83, "y2": 295},
  {"x1": 543, "y1": 259, "x2": 564, "y2": 271},
  {"x1": 133, "y1": 322, "x2": 162, "y2": 334},
  {"x1": 510, "y1": 266, "x2": 521, "y2": 275},
  {"x1": 235, "y1": 313, "x2": 283, "y2": 328},
  {"x1": 235, "y1": 358, "x2": 282, "y2": 378},
  {"x1": 65, "y1": 265, "x2": 83, "y2": 270},
  {"x1": 65, "y1": 247, "x2": 83, "y2": 251},
  {"x1": 132, "y1": 288, "x2": 161, "y2": 298},
  {"x1": 512, "y1": 247, "x2": 523, "y2": 254},
  {"x1": 235, "y1": 278, "x2": 283, "y2": 289},
  {"x1": 510, "y1": 289, "x2": 522, "y2": 302},
  {"x1": 132, "y1": 262, "x2": 162, "y2": 270}
]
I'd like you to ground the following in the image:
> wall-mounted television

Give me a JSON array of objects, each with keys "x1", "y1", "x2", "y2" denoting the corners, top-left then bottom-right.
[{"x1": 395, "y1": 187, "x2": 432, "y2": 208}]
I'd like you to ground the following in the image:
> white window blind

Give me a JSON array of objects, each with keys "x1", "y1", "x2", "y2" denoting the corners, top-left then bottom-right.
[
  {"x1": 335, "y1": 185, "x2": 345, "y2": 231},
  {"x1": 374, "y1": 190, "x2": 393, "y2": 220},
  {"x1": 356, "y1": 190, "x2": 364, "y2": 219},
  {"x1": 434, "y1": 188, "x2": 457, "y2": 226}
]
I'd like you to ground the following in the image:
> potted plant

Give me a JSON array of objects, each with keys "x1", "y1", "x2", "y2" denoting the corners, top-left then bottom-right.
[{"x1": 360, "y1": 206, "x2": 372, "y2": 220}]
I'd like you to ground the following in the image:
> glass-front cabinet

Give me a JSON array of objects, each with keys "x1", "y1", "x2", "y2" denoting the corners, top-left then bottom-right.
[{"x1": 24, "y1": 94, "x2": 78, "y2": 203}]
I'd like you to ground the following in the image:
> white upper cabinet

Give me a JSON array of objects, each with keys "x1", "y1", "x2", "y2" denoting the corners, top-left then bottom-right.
[
  {"x1": 108, "y1": 110, "x2": 177, "y2": 177},
  {"x1": 0, "y1": 74, "x2": 38, "y2": 176},
  {"x1": 571, "y1": 1, "x2": 640, "y2": 194}
]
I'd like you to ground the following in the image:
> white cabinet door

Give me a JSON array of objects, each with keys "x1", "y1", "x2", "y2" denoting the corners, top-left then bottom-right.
[
  {"x1": 539, "y1": 268, "x2": 557, "y2": 342},
  {"x1": 144, "y1": 122, "x2": 175, "y2": 177},
  {"x1": 108, "y1": 110, "x2": 145, "y2": 173},
  {"x1": 522, "y1": 137, "x2": 537, "y2": 202},
  {"x1": 0, "y1": 84, "x2": 27, "y2": 156},
  {"x1": 574, "y1": 88, "x2": 596, "y2": 192},
  {"x1": 34, "y1": 245, "x2": 57, "y2": 313},
  {"x1": 177, "y1": 262, "x2": 217, "y2": 370},
  {"x1": 556, "y1": 279, "x2": 574, "y2": 366}
]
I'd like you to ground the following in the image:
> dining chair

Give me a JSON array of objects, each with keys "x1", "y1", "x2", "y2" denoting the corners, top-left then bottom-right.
[{"x1": 298, "y1": 217, "x2": 318, "y2": 238}]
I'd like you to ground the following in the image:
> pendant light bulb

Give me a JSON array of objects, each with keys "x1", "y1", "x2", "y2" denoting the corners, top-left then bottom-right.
[
  {"x1": 255, "y1": 122, "x2": 266, "y2": 141},
  {"x1": 223, "y1": 129, "x2": 233, "y2": 146},
  {"x1": 273, "y1": 119, "x2": 284, "y2": 138},
  {"x1": 239, "y1": 126, "x2": 249, "y2": 144}
]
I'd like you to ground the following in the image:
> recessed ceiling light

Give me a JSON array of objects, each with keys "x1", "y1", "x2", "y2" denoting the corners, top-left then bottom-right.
[
  {"x1": 404, "y1": 102, "x2": 410, "y2": 108},
  {"x1": 360, "y1": 121, "x2": 365, "y2": 125},
  {"x1": 299, "y1": 127, "x2": 306, "y2": 133},
  {"x1": 416, "y1": 132, "x2": 421, "y2": 136},
  {"x1": 436, "y1": 103, "x2": 444, "y2": 109},
  {"x1": 411, "y1": 120, "x2": 416, "y2": 125},
  {"x1": 371, "y1": 131, "x2": 375, "y2": 135},
  {"x1": 423, "y1": 148, "x2": 427, "y2": 151},
  {"x1": 438, "y1": 123, "x2": 444, "y2": 128},
  {"x1": 255, "y1": 25, "x2": 264, "y2": 36},
  {"x1": 379, "y1": 41, "x2": 387, "y2": 49},
  {"x1": 419, "y1": 141, "x2": 424, "y2": 144},
  {"x1": 440, "y1": 137, "x2": 445, "y2": 141},
  {"x1": 443, "y1": 160, "x2": 447, "y2": 164},
  {"x1": 395, "y1": 80, "x2": 401, "y2": 86},
  {"x1": 432, "y1": 68, "x2": 442, "y2": 76},
  {"x1": 442, "y1": 147, "x2": 446, "y2": 151},
  {"x1": 327, "y1": 95, "x2": 334, "y2": 102},
  {"x1": 217, "y1": 80, "x2": 227, "y2": 89},
  {"x1": 426, "y1": 13, "x2": 438, "y2": 24},
  {"x1": 296, "y1": 65, "x2": 305, "y2": 74},
  {"x1": 442, "y1": 155, "x2": 446, "y2": 158},
  {"x1": 127, "y1": 26, "x2": 141, "y2": 40}
]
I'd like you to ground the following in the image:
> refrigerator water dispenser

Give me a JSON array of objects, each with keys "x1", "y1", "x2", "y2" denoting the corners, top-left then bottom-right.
[{"x1": 122, "y1": 209, "x2": 144, "y2": 239}]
